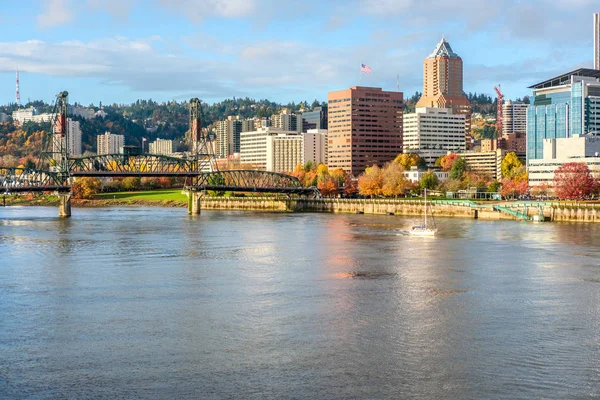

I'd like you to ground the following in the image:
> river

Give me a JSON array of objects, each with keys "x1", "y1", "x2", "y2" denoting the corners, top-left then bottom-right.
[{"x1": 1, "y1": 206, "x2": 599, "y2": 399}]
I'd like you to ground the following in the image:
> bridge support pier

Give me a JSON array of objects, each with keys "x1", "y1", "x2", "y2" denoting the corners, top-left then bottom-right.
[
  {"x1": 58, "y1": 193, "x2": 72, "y2": 218},
  {"x1": 187, "y1": 190, "x2": 202, "y2": 215}
]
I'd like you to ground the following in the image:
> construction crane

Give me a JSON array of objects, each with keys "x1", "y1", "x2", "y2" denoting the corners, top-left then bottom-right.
[{"x1": 494, "y1": 85, "x2": 504, "y2": 137}]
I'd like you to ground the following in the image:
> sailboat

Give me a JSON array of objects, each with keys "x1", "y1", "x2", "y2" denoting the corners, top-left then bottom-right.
[{"x1": 409, "y1": 188, "x2": 438, "y2": 236}]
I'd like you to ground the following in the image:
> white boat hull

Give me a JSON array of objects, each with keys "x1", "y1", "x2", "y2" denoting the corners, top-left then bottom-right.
[{"x1": 408, "y1": 228, "x2": 437, "y2": 236}]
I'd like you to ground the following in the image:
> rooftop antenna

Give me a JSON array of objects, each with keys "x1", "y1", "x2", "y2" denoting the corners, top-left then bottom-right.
[
  {"x1": 15, "y1": 68, "x2": 20, "y2": 106},
  {"x1": 396, "y1": 74, "x2": 400, "y2": 92}
]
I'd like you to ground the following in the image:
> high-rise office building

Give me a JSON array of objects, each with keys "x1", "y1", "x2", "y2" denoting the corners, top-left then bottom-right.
[
  {"x1": 416, "y1": 38, "x2": 471, "y2": 133},
  {"x1": 403, "y1": 107, "x2": 466, "y2": 165},
  {"x1": 526, "y1": 68, "x2": 600, "y2": 163},
  {"x1": 301, "y1": 107, "x2": 327, "y2": 132},
  {"x1": 594, "y1": 13, "x2": 600, "y2": 70},
  {"x1": 215, "y1": 116, "x2": 242, "y2": 158},
  {"x1": 240, "y1": 127, "x2": 303, "y2": 172},
  {"x1": 52, "y1": 118, "x2": 82, "y2": 157},
  {"x1": 328, "y1": 86, "x2": 403, "y2": 176},
  {"x1": 97, "y1": 132, "x2": 124, "y2": 155}
]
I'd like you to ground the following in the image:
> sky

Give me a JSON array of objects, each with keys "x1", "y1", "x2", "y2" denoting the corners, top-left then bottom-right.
[{"x1": 0, "y1": 0, "x2": 598, "y2": 107}]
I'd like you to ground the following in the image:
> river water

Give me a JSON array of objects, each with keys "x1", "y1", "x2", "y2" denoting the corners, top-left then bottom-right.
[{"x1": 1, "y1": 206, "x2": 599, "y2": 399}]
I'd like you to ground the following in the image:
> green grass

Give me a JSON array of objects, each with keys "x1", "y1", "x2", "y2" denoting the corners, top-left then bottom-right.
[{"x1": 95, "y1": 189, "x2": 187, "y2": 202}]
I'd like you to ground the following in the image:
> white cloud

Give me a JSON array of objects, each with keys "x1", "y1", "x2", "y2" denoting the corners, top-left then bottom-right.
[
  {"x1": 86, "y1": 0, "x2": 139, "y2": 19},
  {"x1": 37, "y1": 0, "x2": 74, "y2": 28},
  {"x1": 157, "y1": 0, "x2": 257, "y2": 22}
]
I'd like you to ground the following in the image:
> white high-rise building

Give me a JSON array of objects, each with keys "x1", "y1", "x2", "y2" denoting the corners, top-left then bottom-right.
[
  {"x1": 403, "y1": 107, "x2": 466, "y2": 165},
  {"x1": 240, "y1": 127, "x2": 303, "y2": 172},
  {"x1": 97, "y1": 132, "x2": 124, "y2": 155},
  {"x1": 595, "y1": 13, "x2": 600, "y2": 70},
  {"x1": 149, "y1": 138, "x2": 174, "y2": 155},
  {"x1": 52, "y1": 119, "x2": 82, "y2": 157},
  {"x1": 303, "y1": 129, "x2": 327, "y2": 166},
  {"x1": 502, "y1": 100, "x2": 528, "y2": 135}
]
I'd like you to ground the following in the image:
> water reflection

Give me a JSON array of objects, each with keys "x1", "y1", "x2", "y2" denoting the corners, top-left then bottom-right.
[{"x1": 0, "y1": 207, "x2": 599, "y2": 399}]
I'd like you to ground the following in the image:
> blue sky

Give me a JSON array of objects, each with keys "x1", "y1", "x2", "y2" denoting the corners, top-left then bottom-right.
[{"x1": 0, "y1": 0, "x2": 598, "y2": 106}]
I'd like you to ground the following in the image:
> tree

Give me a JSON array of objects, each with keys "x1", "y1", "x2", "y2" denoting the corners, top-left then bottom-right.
[
  {"x1": 449, "y1": 157, "x2": 467, "y2": 180},
  {"x1": 501, "y1": 152, "x2": 524, "y2": 178},
  {"x1": 343, "y1": 173, "x2": 358, "y2": 196},
  {"x1": 122, "y1": 177, "x2": 141, "y2": 191},
  {"x1": 500, "y1": 177, "x2": 528, "y2": 199},
  {"x1": 530, "y1": 183, "x2": 550, "y2": 199},
  {"x1": 394, "y1": 153, "x2": 425, "y2": 170},
  {"x1": 381, "y1": 162, "x2": 408, "y2": 197},
  {"x1": 419, "y1": 170, "x2": 439, "y2": 190},
  {"x1": 317, "y1": 176, "x2": 338, "y2": 197},
  {"x1": 488, "y1": 180, "x2": 501, "y2": 193},
  {"x1": 358, "y1": 165, "x2": 384, "y2": 197},
  {"x1": 440, "y1": 153, "x2": 458, "y2": 171},
  {"x1": 72, "y1": 177, "x2": 102, "y2": 199},
  {"x1": 553, "y1": 162, "x2": 596, "y2": 200}
]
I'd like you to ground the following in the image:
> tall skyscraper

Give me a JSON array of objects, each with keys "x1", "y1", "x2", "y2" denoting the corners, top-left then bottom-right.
[
  {"x1": 328, "y1": 86, "x2": 403, "y2": 176},
  {"x1": 416, "y1": 38, "x2": 471, "y2": 133},
  {"x1": 595, "y1": 13, "x2": 600, "y2": 70}
]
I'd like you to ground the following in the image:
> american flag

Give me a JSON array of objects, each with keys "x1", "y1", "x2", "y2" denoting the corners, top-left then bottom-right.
[{"x1": 361, "y1": 63, "x2": 372, "y2": 73}]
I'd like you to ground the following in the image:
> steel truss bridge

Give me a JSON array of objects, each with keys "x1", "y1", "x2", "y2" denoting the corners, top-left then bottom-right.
[
  {"x1": 1, "y1": 156, "x2": 319, "y2": 196},
  {"x1": 1, "y1": 92, "x2": 320, "y2": 216}
]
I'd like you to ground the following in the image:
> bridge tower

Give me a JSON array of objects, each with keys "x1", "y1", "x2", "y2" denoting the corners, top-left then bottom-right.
[
  {"x1": 187, "y1": 98, "x2": 216, "y2": 215},
  {"x1": 39, "y1": 91, "x2": 72, "y2": 217}
]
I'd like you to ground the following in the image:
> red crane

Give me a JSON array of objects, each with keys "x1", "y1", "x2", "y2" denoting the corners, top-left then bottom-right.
[{"x1": 494, "y1": 85, "x2": 503, "y2": 137}]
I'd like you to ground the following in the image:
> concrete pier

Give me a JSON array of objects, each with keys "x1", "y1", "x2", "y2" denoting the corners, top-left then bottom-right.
[
  {"x1": 58, "y1": 193, "x2": 72, "y2": 218},
  {"x1": 187, "y1": 191, "x2": 202, "y2": 215}
]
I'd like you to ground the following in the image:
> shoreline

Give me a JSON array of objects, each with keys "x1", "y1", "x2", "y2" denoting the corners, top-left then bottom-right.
[{"x1": 4, "y1": 193, "x2": 600, "y2": 222}]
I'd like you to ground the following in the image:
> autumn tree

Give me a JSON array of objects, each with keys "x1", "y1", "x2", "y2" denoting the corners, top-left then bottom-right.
[
  {"x1": 449, "y1": 156, "x2": 467, "y2": 180},
  {"x1": 358, "y1": 165, "x2": 384, "y2": 197},
  {"x1": 419, "y1": 170, "x2": 439, "y2": 190},
  {"x1": 440, "y1": 153, "x2": 458, "y2": 171},
  {"x1": 499, "y1": 177, "x2": 528, "y2": 199},
  {"x1": 343, "y1": 173, "x2": 358, "y2": 196},
  {"x1": 317, "y1": 176, "x2": 338, "y2": 197},
  {"x1": 501, "y1": 152, "x2": 524, "y2": 178},
  {"x1": 122, "y1": 177, "x2": 141, "y2": 191},
  {"x1": 72, "y1": 177, "x2": 102, "y2": 199},
  {"x1": 530, "y1": 183, "x2": 550, "y2": 199},
  {"x1": 488, "y1": 180, "x2": 501, "y2": 193},
  {"x1": 553, "y1": 162, "x2": 596, "y2": 200},
  {"x1": 381, "y1": 162, "x2": 408, "y2": 197},
  {"x1": 394, "y1": 153, "x2": 425, "y2": 170}
]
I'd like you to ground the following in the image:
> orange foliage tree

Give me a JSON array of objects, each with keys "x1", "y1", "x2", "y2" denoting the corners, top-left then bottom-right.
[{"x1": 440, "y1": 153, "x2": 458, "y2": 171}]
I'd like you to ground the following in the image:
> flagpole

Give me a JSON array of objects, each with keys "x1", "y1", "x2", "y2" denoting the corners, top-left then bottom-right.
[{"x1": 360, "y1": 68, "x2": 362, "y2": 85}]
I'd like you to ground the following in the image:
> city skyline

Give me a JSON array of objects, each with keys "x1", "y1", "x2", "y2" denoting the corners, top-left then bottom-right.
[{"x1": 0, "y1": 1, "x2": 598, "y2": 106}]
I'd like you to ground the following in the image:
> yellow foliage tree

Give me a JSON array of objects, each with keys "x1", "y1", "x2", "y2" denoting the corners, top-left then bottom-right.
[
  {"x1": 358, "y1": 165, "x2": 384, "y2": 197},
  {"x1": 381, "y1": 162, "x2": 408, "y2": 197}
]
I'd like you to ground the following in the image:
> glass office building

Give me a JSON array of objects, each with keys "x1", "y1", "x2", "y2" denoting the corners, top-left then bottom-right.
[{"x1": 527, "y1": 69, "x2": 600, "y2": 162}]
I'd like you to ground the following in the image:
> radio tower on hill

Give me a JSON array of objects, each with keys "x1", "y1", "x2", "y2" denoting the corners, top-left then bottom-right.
[{"x1": 16, "y1": 69, "x2": 21, "y2": 106}]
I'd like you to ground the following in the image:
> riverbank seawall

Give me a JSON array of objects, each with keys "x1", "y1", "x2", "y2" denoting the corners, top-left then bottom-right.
[{"x1": 200, "y1": 197, "x2": 600, "y2": 223}]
